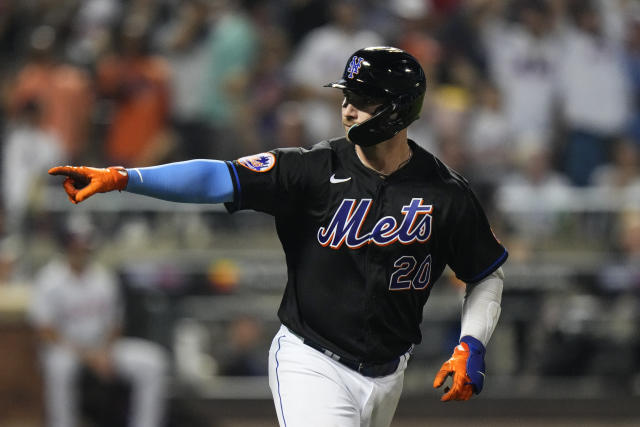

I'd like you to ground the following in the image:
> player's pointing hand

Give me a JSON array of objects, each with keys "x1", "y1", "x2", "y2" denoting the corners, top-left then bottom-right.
[{"x1": 48, "y1": 166, "x2": 128, "y2": 204}]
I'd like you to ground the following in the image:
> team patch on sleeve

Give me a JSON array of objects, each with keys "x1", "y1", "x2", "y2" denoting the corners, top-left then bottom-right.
[{"x1": 237, "y1": 152, "x2": 276, "y2": 172}]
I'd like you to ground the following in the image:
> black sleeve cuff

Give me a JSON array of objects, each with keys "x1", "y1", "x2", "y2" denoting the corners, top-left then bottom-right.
[
  {"x1": 224, "y1": 161, "x2": 242, "y2": 213},
  {"x1": 458, "y1": 248, "x2": 508, "y2": 284}
]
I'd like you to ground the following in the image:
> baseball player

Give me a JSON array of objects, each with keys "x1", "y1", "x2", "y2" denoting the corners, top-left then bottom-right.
[
  {"x1": 49, "y1": 46, "x2": 507, "y2": 427},
  {"x1": 29, "y1": 216, "x2": 168, "y2": 427}
]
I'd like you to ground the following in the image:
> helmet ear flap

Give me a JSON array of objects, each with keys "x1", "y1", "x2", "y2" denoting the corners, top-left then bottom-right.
[
  {"x1": 347, "y1": 103, "x2": 399, "y2": 146},
  {"x1": 388, "y1": 94, "x2": 416, "y2": 127},
  {"x1": 347, "y1": 92, "x2": 424, "y2": 147}
]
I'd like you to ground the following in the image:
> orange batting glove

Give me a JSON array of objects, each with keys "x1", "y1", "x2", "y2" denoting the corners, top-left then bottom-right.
[
  {"x1": 433, "y1": 336, "x2": 486, "y2": 402},
  {"x1": 48, "y1": 166, "x2": 128, "y2": 204}
]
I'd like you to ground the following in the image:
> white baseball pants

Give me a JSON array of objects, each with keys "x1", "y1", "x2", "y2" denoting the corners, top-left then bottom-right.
[
  {"x1": 268, "y1": 325, "x2": 409, "y2": 427},
  {"x1": 41, "y1": 337, "x2": 168, "y2": 427}
]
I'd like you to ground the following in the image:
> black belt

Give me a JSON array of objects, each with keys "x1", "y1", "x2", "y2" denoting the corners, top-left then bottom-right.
[{"x1": 301, "y1": 337, "x2": 402, "y2": 378}]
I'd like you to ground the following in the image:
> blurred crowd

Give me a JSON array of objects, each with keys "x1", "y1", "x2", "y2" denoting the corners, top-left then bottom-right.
[
  {"x1": 1, "y1": 0, "x2": 640, "y2": 423},
  {"x1": 0, "y1": 0, "x2": 638, "y2": 236},
  {"x1": 0, "y1": 0, "x2": 640, "y2": 215}
]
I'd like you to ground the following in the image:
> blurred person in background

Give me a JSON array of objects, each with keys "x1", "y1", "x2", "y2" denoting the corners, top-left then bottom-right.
[
  {"x1": 623, "y1": 5, "x2": 640, "y2": 144},
  {"x1": 598, "y1": 210, "x2": 640, "y2": 380},
  {"x1": 0, "y1": 1, "x2": 35, "y2": 79},
  {"x1": 287, "y1": 0, "x2": 383, "y2": 143},
  {"x1": 201, "y1": 0, "x2": 260, "y2": 159},
  {"x1": 155, "y1": 0, "x2": 214, "y2": 159},
  {"x1": 409, "y1": 1, "x2": 498, "y2": 173},
  {"x1": 272, "y1": 101, "x2": 308, "y2": 149},
  {"x1": 558, "y1": 0, "x2": 631, "y2": 186},
  {"x1": 65, "y1": 0, "x2": 123, "y2": 66},
  {"x1": 246, "y1": 26, "x2": 293, "y2": 151},
  {"x1": 590, "y1": 136, "x2": 640, "y2": 191},
  {"x1": 435, "y1": 0, "x2": 493, "y2": 81},
  {"x1": 2, "y1": 100, "x2": 63, "y2": 230},
  {"x1": 534, "y1": 280, "x2": 605, "y2": 377},
  {"x1": 482, "y1": 0, "x2": 561, "y2": 145},
  {"x1": 496, "y1": 134, "x2": 571, "y2": 245},
  {"x1": 29, "y1": 215, "x2": 169, "y2": 427},
  {"x1": 7, "y1": 25, "x2": 93, "y2": 163},
  {"x1": 429, "y1": 1, "x2": 501, "y2": 164},
  {"x1": 536, "y1": 211, "x2": 640, "y2": 385},
  {"x1": 389, "y1": 0, "x2": 440, "y2": 153},
  {"x1": 218, "y1": 315, "x2": 267, "y2": 376},
  {"x1": 600, "y1": 210, "x2": 640, "y2": 293},
  {"x1": 0, "y1": 237, "x2": 20, "y2": 284},
  {"x1": 280, "y1": 0, "x2": 328, "y2": 46},
  {"x1": 428, "y1": 85, "x2": 472, "y2": 174},
  {"x1": 96, "y1": 15, "x2": 173, "y2": 167},
  {"x1": 389, "y1": 0, "x2": 440, "y2": 80},
  {"x1": 465, "y1": 80, "x2": 512, "y2": 188}
]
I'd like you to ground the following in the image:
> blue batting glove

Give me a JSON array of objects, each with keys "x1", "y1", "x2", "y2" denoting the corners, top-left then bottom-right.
[{"x1": 459, "y1": 335, "x2": 486, "y2": 393}]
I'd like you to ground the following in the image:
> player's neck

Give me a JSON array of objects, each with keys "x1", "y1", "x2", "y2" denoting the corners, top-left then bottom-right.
[{"x1": 355, "y1": 132, "x2": 412, "y2": 177}]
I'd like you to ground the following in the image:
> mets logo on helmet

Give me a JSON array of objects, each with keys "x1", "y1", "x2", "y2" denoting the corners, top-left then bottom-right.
[
  {"x1": 347, "y1": 56, "x2": 364, "y2": 79},
  {"x1": 237, "y1": 152, "x2": 276, "y2": 172}
]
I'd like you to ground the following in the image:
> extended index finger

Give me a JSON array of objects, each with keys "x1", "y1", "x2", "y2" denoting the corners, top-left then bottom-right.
[{"x1": 48, "y1": 166, "x2": 82, "y2": 178}]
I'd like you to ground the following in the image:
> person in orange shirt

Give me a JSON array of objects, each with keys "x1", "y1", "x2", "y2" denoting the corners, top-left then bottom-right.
[
  {"x1": 8, "y1": 26, "x2": 93, "y2": 162},
  {"x1": 96, "y1": 20, "x2": 173, "y2": 167}
]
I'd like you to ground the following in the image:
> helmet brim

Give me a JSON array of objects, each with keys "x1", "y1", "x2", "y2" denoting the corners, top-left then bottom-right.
[
  {"x1": 323, "y1": 80, "x2": 348, "y2": 89},
  {"x1": 324, "y1": 79, "x2": 390, "y2": 99}
]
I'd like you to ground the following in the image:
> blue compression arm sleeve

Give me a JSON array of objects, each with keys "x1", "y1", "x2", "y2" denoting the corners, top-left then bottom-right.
[{"x1": 125, "y1": 160, "x2": 234, "y2": 203}]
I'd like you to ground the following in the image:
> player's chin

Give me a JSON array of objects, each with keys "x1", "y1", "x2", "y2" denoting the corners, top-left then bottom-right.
[{"x1": 343, "y1": 123, "x2": 355, "y2": 137}]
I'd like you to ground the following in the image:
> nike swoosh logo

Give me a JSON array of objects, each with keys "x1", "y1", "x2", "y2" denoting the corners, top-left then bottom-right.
[
  {"x1": 477, "y1": 371, "x2": 485, "y2": 378},
  {"x1": 330, "y1": 174, "x2": 351, "y2": 184}
]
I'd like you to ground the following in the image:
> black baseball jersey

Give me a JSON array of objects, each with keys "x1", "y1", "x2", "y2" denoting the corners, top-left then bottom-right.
[{"x1": 225, "y1": 138, "x2": 507, "y2": 363}]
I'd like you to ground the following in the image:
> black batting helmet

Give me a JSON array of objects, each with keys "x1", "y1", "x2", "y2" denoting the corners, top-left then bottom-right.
[{"x1": 324, "y1": 46, "x2": 427, "y2": 146}]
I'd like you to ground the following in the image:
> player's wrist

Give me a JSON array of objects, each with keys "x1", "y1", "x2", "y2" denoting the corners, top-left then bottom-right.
[
  {"x1": 460, "y1": 335, "x2": 485, "y2": 355},
  {"x1": 107, "y1": 166, "x2": 129, "y2": 191},
  {"x1": 459, "y1": 335, "x2": 486, "y2": 394}
]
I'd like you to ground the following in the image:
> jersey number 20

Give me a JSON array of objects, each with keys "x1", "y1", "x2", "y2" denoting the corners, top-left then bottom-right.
[{"x1": 389, "y1": 254, "x2": 432, "y2": 291}]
